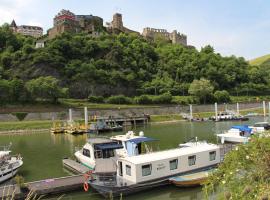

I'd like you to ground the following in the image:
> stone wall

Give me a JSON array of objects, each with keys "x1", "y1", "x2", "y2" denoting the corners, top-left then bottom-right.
[{"x1": 0, "y1": 102, "x2": 265, "y2": 122}]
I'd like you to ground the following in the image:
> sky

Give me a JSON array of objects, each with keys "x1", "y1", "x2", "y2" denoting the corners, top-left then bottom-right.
[{"x1": 1, "y1": 0, "x2": 270, "y2": 60}]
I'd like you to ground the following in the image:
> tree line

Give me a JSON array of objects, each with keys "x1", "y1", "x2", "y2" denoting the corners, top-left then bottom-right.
[{"x1": 0, "y1": 23, "x2": 269, "y2": 104}]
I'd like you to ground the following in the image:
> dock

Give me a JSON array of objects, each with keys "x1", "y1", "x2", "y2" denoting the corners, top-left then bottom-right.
[
  {"x1": 0, "y1": 160, "x2": 91, "y2": 200},
  {"x1": 0, "y1": 175, "x2": 85, "y2": 200}
]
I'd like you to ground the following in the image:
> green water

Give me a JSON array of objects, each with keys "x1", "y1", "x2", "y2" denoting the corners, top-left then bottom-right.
[{"x1": 0, "y1": 117, "x2": 267, "y2": 199}]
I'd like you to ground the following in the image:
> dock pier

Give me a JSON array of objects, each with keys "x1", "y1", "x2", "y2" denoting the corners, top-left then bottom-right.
[
  {"x1": 0, "y1": 175, "x2": 85, "y2": 200},
  {"x1": 0, "y1": 159, "x2": 91, "y2": 200}
]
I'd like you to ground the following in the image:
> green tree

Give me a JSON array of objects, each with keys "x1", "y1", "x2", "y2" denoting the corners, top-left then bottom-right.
[
  {"x1": 188, "y1": 78, "x2": 214, "y2": 104},
  {"x1": 214, "y1": 90, "x2": 231, "y2": 103},
  {"x1": 26, "y1": 76, "x2": 68, "y2": 103}
]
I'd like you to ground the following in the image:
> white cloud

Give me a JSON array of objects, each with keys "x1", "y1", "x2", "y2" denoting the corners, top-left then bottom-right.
[{"x1": 0, "y1": 0, "x2": 35, "y2": 25}]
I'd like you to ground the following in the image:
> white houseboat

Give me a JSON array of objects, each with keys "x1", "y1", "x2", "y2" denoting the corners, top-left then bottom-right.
[
  {"x1": 88, "y1": 141, "x2": 220, "y2": 197},
  {"x1": 75, "y1": 131, "x2": 156, "y2": 170},
  {"x1": 0, "y1": 145, "x2": 23, "y2": 183},
  {"x1": 210, "y1": 110, "x2": 249, "y2": 122}
]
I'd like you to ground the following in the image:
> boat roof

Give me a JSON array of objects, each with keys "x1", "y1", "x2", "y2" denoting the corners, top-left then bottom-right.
[
  {"x1": 87, "y1": 138, "x2": 115, "y2": 145},
  {"x1": 120, "y1": 142, "x2": 219, "y2": 165},
  {"x1": 111, "y1": 134, "x2": 156, "y2": 143},
  {"x1": 231, "y1": 125, "x2": 252, "y2": 133}
]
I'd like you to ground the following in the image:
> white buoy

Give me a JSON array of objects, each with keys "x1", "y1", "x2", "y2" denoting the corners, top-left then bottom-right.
[
  {"x1": 236, "y1": 102, "x2": 239, "y2": 115},
  {"x1": 189, "y1": 104, "x2": 193, "y2": 120},
  {"x1": 215, "y1": 103, "x2": 218, "y2": 121},
  {"x1": 69, "y1": 109, "x2": 73, "y2": 122},
  {"x1": 263, "y1": 101, "x2": 266, "y2": 117},
  {"x1": 84, "y1": 107, "x2": 88, "y2": 129}
]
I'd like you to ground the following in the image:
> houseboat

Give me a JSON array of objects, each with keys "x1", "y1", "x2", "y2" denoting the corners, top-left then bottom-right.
[
  {"x1": 75, "y1": 131, "x2": 156, "y2": 170},
  {"x1": 88, "y1": 141, "x2": 220, "y2": 197},
  {"x1": 0, "y1": 144, "x2": 23, "y2": 183},
  {"x1": 217, "y1": 125, "x2": 252, "y2": 144}
]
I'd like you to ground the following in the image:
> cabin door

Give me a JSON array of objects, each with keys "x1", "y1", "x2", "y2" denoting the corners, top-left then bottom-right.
[{"x1": 119, "y1": 161, "x2": 123, "y2": 176}]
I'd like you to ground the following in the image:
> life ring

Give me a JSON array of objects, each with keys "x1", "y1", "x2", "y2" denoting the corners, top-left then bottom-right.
[{"x1": 83, "y1": 182, "x2": 89, "y2": 192}]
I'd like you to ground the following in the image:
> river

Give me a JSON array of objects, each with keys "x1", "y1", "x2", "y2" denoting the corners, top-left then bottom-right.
[{"x1": 0, "y1": 116, "x2": 267, "y2": 199}]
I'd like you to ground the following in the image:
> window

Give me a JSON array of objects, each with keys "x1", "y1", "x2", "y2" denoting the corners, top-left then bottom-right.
[
  {"x1": 126, "y1": 165, "x2": 131, "y2": 176},
  {"x1": 82, "y1": 148, "x2": 90, "y2": 158},
  {"x1": 170, "y1": 159, "x2": 178, "y2": 170},
  {"x1": 142, "y1": 164, "x2": 152, "y2": 176},
  {"x1": 209, "y1": 151, "x2": 216, "y2": 161},
  {"x1": 188, "y1": 155, "x2": 196, "y2": 166}
]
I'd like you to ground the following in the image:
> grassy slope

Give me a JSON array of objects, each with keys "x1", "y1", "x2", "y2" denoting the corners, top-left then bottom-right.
[
  {"x1": 0, "y1": 120, "x2": 52, "y2": 131},
  {"x1": 249, "y1": 54, "x2": 270, "y2": 66}
]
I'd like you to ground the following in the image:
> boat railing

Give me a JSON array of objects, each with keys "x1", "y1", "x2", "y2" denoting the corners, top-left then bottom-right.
[
  {"x1": 0, "y1": 143, "x2": 12, "y2": 151},
  {"x1": 219, "y1": 143, "x2": 235, "y2": 161},
  {"x1": 93, "y1": 174, "x2": 117, "y2": 186}
]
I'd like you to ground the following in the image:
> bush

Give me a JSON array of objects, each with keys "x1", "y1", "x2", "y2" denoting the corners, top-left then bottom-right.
[
  {"x1": 214, "y1": 90, "x2": 231, "y2": 103},
  {"x1": 88, "y1": 95, "x2": 104, "y2": 103},
  {"x1": 11, "y1": 112, "x2": 28, "y2": 121},
  {"x1": 171, "y1": 96, "x2": 197, "y2": 105},
  {"x1": 152, "y1": 92, "x2": 172, "y2": 104},
  {"x1": 135, "y1": 95, "x2": 153, "y2": 104},
  {"x1": 106, "y1": 95, "x2": 133, "y2": 104}
]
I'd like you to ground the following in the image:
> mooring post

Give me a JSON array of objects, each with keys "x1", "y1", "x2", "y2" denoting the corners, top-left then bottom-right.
[
  {"x1": 215, "y1": 103, "x2": 218, "y2": 121},
  {"x1": 269, "y1": 102, "x2": 270, "y2": 117},
  {"x1": 189, "y1": 104, "x2": 193, "y2": 121},
  {"x1": 84, "y1": 107, "x2": 88, "y2": 131},
  {"x1": 69, "y1": 108, "x2": 73, "y2": 122},
  {"x1": 263, "y1": 101, "x2": 266, "y2": 117},
  {"x1": 236, "y1": 102, "x2": 239, "y2": 115}
]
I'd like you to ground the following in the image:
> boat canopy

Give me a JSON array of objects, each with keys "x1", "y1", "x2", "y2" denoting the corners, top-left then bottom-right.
[
  {"x1": 95, "y1": 143, "x2": 123, "y2": 150},
  {"x1": 231, "y1": 125, "x2": 252, "y2": 133},
  {"x1": 127, "y1": 137, "x2": 157, "y2": 144}
]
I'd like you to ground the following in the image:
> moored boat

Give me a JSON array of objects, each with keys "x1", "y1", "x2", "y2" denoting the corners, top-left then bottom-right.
[
  {"x1": 0, "y1": 144, "x2": 23, "y2": 183},
  {"x1": 210, "y1": 110, "x2": 249, "y2": 122},
  {"x1": 217, "y1": 125, "x2": 252, "y2": 144},
  {"x1": 87, "y1": 141, "x2": 221, "y2": 197},
  {"x1": 169, "y1": 169, "x2": 213, "y2": 187}
]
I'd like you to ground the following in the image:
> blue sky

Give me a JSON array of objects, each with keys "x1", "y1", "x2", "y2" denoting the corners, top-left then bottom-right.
[{"x1": 1, "y1": 0, "x2": 270, "y2": 60}]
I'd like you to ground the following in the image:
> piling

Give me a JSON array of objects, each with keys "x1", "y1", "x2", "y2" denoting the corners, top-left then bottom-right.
[
  {"x1": 84, "y1": 107, "x2": 88, "y2": 131},
  {"x1": 189, "y1": 104, "x2": 193, "y2": 121},
  {"x1": 263, "y1": 101, "x2": 266, "y2": 117},
  {"x1": 69, "y1": 109, "x2": 73, "y2": 122},
  {"x1": 236, "y1": 103, "x2": 239, "y2": 115},
  {"x1": 215, "y1": 103, "x2": 218, "y2": 121}
]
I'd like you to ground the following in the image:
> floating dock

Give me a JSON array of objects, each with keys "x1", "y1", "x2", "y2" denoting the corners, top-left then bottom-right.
[{"x1": 0, "y1": 175, "x2": 85, "y2": 200}]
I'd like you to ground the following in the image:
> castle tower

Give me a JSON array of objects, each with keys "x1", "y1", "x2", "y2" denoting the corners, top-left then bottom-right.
[
  {"x1": 112, "y1": 13, "x2": 123, "y2": 30},
  {"x1": 10, "y1": 20, "x2": 17, "y2": 32}
]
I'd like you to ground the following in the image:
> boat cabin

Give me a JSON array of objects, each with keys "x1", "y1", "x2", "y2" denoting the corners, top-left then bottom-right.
[
  {"x1": 75, "y1": 138, "x2": 123, "y2": 169},
  {"x1": 111, "y1": 131, "x2": 157, "y2": 157},
  {"x1": 115, "y1": 142, "x2": 220, "y2": 184}
]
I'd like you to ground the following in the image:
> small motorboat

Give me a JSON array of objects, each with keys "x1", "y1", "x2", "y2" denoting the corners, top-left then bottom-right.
[
  {"x1": 169, "y1": 169, "x2": 213, "y2": 187},
  {"x1": 217, "y1": 125, "x2": 252, "y2": 144}
]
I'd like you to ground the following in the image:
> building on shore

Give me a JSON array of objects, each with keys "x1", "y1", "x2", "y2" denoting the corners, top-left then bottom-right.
[
  {"x1": 10, "y1": 20, "x2": 43, "y2": 38},
  {"x1": 106, "y1": 13, "x2": 139, "y2": 35},
  {"x1": 48, "y1": 9, "x2": 104, "y2": 39},
  {"x1": 142, "y1": 27, "x2": 187, "y2": 46}
]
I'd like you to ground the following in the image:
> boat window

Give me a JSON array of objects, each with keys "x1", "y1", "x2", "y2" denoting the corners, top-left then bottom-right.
[
  {"x1": 83, "y1": 148, "x2": 90, "y2": 158},
  {"x1": 188, "y1": 155, "x2": 196, "y2": 166},
  {"x1": 170, "y1": 159, "x2": 178, "y2": 170},
  {"x1": 126, "y1": 165, "x2": 131, "y2": 176},
  {"x1": 209, "y1": 151, "x2": 216, "y2": 161},
  {"x1": 102, "y1": 149, "x2": 115, "y2": 158},
  {"x1": 142, "y1": 164, "x2": 152, "y2": 176},
  {"x1": 119, "y1": 161, "x2": 123, "y2": 176}
]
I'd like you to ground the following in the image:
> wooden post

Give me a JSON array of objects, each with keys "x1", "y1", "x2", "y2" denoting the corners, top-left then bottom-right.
[
  {"x1": 269, "y1": 102, "x2": 270, "y2": 117},
  {"x1": 236, "y1": 103, "x2": 239, "y2": 115},
  {"x1": 84, "y1": 107, "x2": 88, "y2": 131},
  {"x1": 263, "y1": 101, "x2": 266, "y2": 117},
  {"x1": 215, "y1": 103, "x2": 218, "y2": 121},
  {"x1": 69, "y1": 109, "x2": 72, "y2": 122},
  {"x1": 189, "y1": 104, "x2": 193, "y2": 121}
]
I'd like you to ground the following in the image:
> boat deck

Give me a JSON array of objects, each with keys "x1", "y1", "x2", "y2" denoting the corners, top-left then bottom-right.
[{"x1": 62, "y1": 158, "x2": 90, "y2": 174}]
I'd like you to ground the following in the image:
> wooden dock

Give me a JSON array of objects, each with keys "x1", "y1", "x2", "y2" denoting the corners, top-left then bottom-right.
[{"x1": 0, "y1": 175, "x2": 85, "y2": 200}]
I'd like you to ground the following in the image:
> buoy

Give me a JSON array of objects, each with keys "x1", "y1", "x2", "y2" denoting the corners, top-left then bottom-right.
[{"x1": 83, "y1": 182, "x2": 89, "y2": 192}]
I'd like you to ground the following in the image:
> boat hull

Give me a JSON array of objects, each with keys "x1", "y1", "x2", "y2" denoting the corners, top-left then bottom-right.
[{"x1": 217, "y1": 134, "x2": 249, "y2": 144}]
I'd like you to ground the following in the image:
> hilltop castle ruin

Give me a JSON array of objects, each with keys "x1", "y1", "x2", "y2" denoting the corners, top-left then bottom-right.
[{"x1": 142, "y1": 27, "x2": 187, "y2": 46}]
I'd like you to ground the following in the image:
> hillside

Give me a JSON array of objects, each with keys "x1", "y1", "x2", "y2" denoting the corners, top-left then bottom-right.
[
  {"x1": 249, "y1": 54, "x2": 270, "y2": 66},
  {"x1": 0, "y1": 23, "x2": 270, "y2": 104}
]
